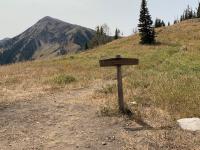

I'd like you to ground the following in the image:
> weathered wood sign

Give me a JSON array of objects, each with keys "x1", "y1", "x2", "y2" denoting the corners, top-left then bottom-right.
[{"x1": 99, "y1": 55, "x2": 139, "y2": 113}]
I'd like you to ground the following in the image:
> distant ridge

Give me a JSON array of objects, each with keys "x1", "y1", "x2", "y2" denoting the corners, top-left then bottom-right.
[{"x1": 0, "y1": 16, "x2": 95, "y2": 65}]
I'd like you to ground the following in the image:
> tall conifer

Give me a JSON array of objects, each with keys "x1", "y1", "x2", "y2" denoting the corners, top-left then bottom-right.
[
  {"x1": 197, "y1": 3, "x2": 200, "y2": 18},
  {"x1": 114, "y1": 28, "x2": 120, "y2": 39},
  {"x1": 138, "y1": 0, "x2": 155, "y2": 44},
  {"x1": 85, "y1": 42, "x2": 89, "y2": 50}
]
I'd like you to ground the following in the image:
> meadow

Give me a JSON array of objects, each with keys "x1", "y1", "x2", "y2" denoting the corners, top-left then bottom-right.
[{"x1": 0, "y1": 19, "x2": 200, "y2": 119}]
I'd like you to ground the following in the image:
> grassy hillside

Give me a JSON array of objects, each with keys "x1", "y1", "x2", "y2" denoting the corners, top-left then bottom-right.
[{"x1": 0, "y1": 19, "x2": 200, "y2": 118}]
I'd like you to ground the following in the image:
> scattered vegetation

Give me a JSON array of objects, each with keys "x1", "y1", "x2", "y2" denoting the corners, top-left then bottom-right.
[
  {"x1": 180, "y1": 5, "x2": 196, "y2": 21},
  {"x1": 89, "y1": 24, "x2": 112, "y2": 48},
  {"x1": 175, "y1": 3, "x2": 200, "y2": 23},
  {"x1": 50, "y1": 74, "x2": 76, "y2": 86},
  {"x1": 0, "y1": 19, "x2": 200, "y2": 119},
  {"x1": 96, "y1": 84, "x2": 117, "y2": 95}
]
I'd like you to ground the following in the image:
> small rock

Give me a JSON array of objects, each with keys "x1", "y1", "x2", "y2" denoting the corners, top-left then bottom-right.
[
  {"x1": 102, "y1": 142, "x2": 107, "y2": 145},
  {"x1": 177, "y1": 118, "x2": 200, "y2": 131},
  {"x1": 112, "y1": 136, "x2": 115, "y2": 140},
  {"x1": 130, "y1": 101, "x2": 137, "y2": 105},
  {"x1": 106, "y1": 136, "x2": 115, "y2": 142},
  {"x1": 85, "y1": 144, "x2": 91, "y2": 148}
]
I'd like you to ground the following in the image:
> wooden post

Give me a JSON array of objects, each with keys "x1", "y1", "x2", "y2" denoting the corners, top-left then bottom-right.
[
  {"x1": 99, "y1": 55, "x2": 139, "y2": 114},
  {"x1": 116, "y1": 55, "x2": 125, "y2": 113}
]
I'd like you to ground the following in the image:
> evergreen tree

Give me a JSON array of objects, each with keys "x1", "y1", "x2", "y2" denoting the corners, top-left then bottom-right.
[
  {"x1": 180, "y1": 5, "x2": 196, "y2": 21},
  {"x1": 197, "y1": 3, "x2": 200, "y2": 18},
  {"x1": 155, "y1": 18, "x2": 161, "y2": 28},
  {"x1": 114, "y1": 28, "x2": 120, "y2": 39},
  {"x1": 155, "y1": 18, "x2": 166, "y2": 28},
  {"x1": 96, "y1": 26, "x2": 100, "y2": 36},
  {"x1": 89, "y1": 24, "x2": 112, "y2": 48},
  {"x1": 84, "y1": 42, "x2": 89, "y2": 50},
  {"x1": 138, "y1": 0, "x2": 155, "y2": 44},
  {"x1": 174, "y1": 19, "x2": 179, "y2": 24},
  {"x1": 180, "y1": 15, "x2": 184, "y2": 21},
  {"x1": 161, "y1": 20, "x2": 165, "y2": 26},
  {"x1": 100, "y1": 26, "x2": 104, "y2": 35}
]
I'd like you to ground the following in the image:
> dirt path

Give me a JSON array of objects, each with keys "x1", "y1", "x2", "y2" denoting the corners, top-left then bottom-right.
[
  {"x1": 0, "y1": 83, "x2": 200, "y2": 150},
  {"x1": 0, "y1": 85, "x2": 126, "y2": 150}
]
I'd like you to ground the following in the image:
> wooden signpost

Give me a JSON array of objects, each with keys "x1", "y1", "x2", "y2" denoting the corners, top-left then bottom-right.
[{"x1": 99, "y1": 55, "x2": 139, "y2": 114}]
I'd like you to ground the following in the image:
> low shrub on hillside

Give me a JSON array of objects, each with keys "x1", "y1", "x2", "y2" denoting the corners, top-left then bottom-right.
[
  {"x1": 96, "y1": 84, "x2": 117, "y2": 95},
  {"x1": 50, "y1": 74, "x2": 76, "y2": 85}
]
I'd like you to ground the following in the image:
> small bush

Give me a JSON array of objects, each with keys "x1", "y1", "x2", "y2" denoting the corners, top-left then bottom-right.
[
  {"x1": 51, "y1": 74, "x2": 76, "y2": 85},
  {"x1": 97, "y1": 84, "x2": 117, "y2": 95},
  {"x1": 70, "y1": 56, "x2": 75, "y2": 59},
  {"x1": 98, "y1": 106, "x2": 119, "y2": 117}
]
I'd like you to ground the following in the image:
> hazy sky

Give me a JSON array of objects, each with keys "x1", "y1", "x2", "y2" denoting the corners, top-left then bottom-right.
[{"x1": 0, "y1": 0, "x2": 198, "y2": 39}]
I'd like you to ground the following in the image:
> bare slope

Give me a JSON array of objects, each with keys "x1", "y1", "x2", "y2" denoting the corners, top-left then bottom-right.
[{"x1": 0, "y1": 16, "x2": 95, "y2": 65}]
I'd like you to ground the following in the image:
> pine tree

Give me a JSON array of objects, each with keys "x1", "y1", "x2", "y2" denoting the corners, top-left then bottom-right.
[
  {"x1": 174, "y1": 19, "x2": 179, "y2": 24},
  {"x1": 114, "y1": 28, "x2": 120, "y2": 39},
  {"x1": 197, "y1": 3, "x2": 200, "y2": 18},
  {"x1": 96, "y1": 26, "x2": 100, "y2": 36},
  {"x1": 138, "y1": 0, "x2": 155, "y2": 44},
  {"x1": 85, "y1": 42, "x2": 89, "y2": 50},
  {"x1": 181, "y1": 5, "x2": 196, "y2": 21},
  {"x1": 90, "y1": 24, "x2": 112, "y2": 48},
  {"x1": 155, "y1": 18, "x2": 165, "y2": 28},
  {"x1": 155, "y1": 18, "x2": 161, "y2": 28},
  {"x1": 100, "y1": 26, "x2": 104, "y2": 35},
  {"x1": 180, "y1": 15, "x2": 184, "y2": 21},
  {"x1": 161, "y1": 20, "x2": 165, "y2": 26}
]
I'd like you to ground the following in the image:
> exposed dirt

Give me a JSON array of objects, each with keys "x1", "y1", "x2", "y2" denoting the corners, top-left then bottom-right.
[{"x1": 0, "y1": 84, "x2": 200, "y2": 150}]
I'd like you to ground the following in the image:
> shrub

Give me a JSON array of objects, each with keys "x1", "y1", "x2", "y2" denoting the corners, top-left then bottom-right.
[
  {"x1": 52, "y1": 74, "x2": 76, "y2": 85},
  {"x1": 97, "y1": 84, "x2": 117, "y2": 95}
]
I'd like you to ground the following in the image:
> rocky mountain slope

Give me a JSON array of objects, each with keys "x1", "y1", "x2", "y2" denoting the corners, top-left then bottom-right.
[
  {"x1": 0, "y1": 38, "x2": 11, "y2": 47},
  {"x1": 0, "y1": 16, "x2": 95, "y2": 65}
]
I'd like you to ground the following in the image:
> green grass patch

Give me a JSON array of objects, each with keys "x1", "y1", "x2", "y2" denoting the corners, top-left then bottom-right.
[{"x1": 50, "y1": 74, "x2": 76, "y2": 85}]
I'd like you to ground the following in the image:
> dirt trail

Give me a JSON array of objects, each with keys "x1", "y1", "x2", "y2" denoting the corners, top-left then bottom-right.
[
  {"x1": 0, "y1": 83, "x2": 126, "y2": 150},
  {"x1": 0, "y1": 82, "x2": 200, "y2": 150}
]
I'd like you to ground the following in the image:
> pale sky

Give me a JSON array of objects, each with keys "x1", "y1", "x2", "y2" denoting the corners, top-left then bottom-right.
[{"x1": 0, "y1": 0, "x2": 198, "y2": 39}]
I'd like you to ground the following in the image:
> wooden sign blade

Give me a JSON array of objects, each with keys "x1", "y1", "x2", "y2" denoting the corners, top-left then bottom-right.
[{"x1": 99, "y1": 58, "x2": 139, "y2": 67}]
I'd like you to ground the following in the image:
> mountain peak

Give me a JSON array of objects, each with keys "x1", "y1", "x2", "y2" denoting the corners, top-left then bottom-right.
[
  {"x1": 41, "y1": 16, "x2": 53, "y2": 20},
  {"x1": 37, "y1": 16, "x2": 61, "y2": 23},
  {"x1": 0, "y1": 17, "x2": 96, "y2": 65}
]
